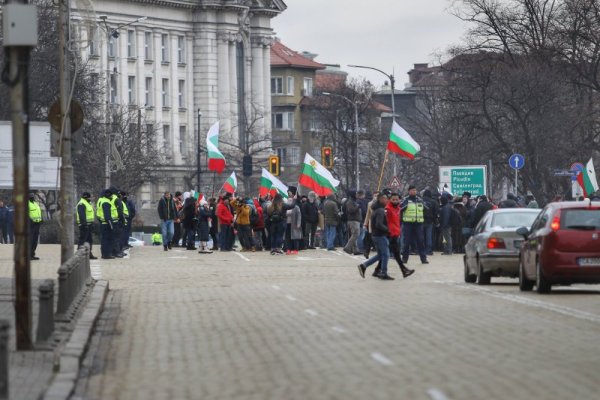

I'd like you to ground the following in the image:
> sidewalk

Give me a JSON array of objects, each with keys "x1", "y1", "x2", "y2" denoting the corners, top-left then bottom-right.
[{"x1": 0, "y1": 244, "x2": 99, "y2": 400}]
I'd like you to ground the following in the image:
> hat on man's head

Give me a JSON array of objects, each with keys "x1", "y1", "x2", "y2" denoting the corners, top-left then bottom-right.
[
  {"x1": 408, "y1": 185, "x2": 416, "y2": 191},
  {"x1": 288, "y1": 186, "x2": 297, "y2": 196},
  {"x1": 82, "y1": 192, "x2": 91, "y2": 199}
]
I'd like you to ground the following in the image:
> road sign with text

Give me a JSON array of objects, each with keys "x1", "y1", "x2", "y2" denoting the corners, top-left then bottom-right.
[{"x1": 439, "y1": 165, "x2": 487, "y2": 197}]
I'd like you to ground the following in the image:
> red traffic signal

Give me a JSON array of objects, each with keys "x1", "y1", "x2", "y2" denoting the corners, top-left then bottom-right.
[
  {"x1": 269, "y1": 155, "x2": 280, "y2": 176},
  {"x1": 321, "y1": 146, "x2": 333, "y2": 168}
]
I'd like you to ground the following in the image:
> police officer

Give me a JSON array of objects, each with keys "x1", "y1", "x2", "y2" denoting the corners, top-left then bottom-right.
[
  {"x1": 28, "y1": 192, "x2": 42, "y2": 260},
  {"x1": 76, "y1": 192, "x2": 97, "y2": 259},
  {"x1": 120, "y1": 191, "x2": 135, "y2": 250},
  {"x1": 109, "y1": 187, "x2": 126, "y2": 258},
  {"x1": 97, "y1": 189, "x2": 117, "y2": 259},
  {"x1": 401, "y1": 185, "x2": 429, "y2": 264}
]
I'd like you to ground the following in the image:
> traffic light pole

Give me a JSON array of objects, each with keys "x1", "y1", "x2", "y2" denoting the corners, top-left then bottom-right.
[{"x1": 197, "y1": 109, "x2": 202, "y2": 192}]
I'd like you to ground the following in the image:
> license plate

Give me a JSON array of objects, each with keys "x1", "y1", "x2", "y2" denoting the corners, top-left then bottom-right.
[
  {"x1": 578, "y1": 258, "x2": 600, "y2": 267},
  {"x1": 513, "y1": 240, "x2": 523, "y2": 249}
]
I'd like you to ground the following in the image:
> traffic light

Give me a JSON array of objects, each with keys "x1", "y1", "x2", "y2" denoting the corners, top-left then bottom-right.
[
  {"x1": 321, "y1": 146, "x2": 333, "y2": 168},
  {"x1": 242, "y1": 155, "x2": 253, "y2": 177},
  {"x1": 269, "y1": 155, "x2": 280, "y2": 176}
]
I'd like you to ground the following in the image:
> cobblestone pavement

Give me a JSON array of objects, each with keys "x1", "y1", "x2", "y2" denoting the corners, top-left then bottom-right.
[{"x1": 74, "y1": 246, "x2": 600, "y2": 400}]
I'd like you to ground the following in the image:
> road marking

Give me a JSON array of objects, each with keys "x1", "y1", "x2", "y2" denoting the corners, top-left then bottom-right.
[
  {"x1": 435, "y1": 281, "x2": 600, "y2": 324},
  {"x1": 272, "y1": 285, "x2": 281, "y2": 291},
  {"x1": 304, "y1": 309, "x2": 318, "y2": 316},
  {"x1": 331, "y1": 326, "x2": 348, "y2": 334},
  {"x1": 167, "y1": 256, "x2": 189, "y2": 259},
  {"x1": 371, "y1": 352, "x2": 393, "y2": 366},
  {"x1": 296, "y1": 256, "x2": 335, "y2": 261},
  {"x1": 285, "y1": 295, "x2": 297, "y2": 302},
  {"x1": 233, "y1": 252, "x2": 250, "y2": 262},
  {"x1": 427, "y1": 388, "x2": 450, "y2": 400}
]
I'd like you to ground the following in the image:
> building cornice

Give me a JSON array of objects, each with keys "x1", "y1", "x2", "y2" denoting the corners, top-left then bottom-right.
[{"x1": 121, "y1": 0, "x2": 286, "y2": 16}]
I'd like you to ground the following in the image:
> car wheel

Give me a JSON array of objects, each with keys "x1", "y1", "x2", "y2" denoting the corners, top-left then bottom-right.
[
  {"x1": 477, "y1": 257, "x2": 491, "y2": 285},
  {"x1": 464, "y1": 256, "x2": 476, "y2": 283},
  {"x1": 518, "y1": 258, "x2": 534, "y2": 291},
  {"x1": 536, "y1": 259, "x2": 552, "y2": 294}
]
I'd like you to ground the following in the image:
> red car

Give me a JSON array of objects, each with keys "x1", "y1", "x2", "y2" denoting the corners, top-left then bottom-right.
[{"x1": 517, "y1": 201, "x2": 600, "y2": 293}]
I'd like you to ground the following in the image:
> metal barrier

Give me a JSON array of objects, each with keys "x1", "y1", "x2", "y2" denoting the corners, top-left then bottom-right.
[
  {"x1": 0, "y1": 319, "x2": 9, "y2": 399},
  {"x1": 56, "y1": 244, "x2": 92, "y2": 319},
  {"x1": 36, "y1": 280, "x2": 55, "y2": 343}
]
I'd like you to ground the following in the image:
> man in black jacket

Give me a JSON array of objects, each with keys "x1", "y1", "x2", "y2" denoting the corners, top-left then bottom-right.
[
  {"x1": 469, "y1": 195, "x2": 494, "y2": 228},
  {"x1": 157, "y1": 192, "x2": 177, "y2": 251},
  {"x1": 422, "y1": 189, "x2": 439, "y2": 256},
  {"x1": 343, "y1": 190, "x2": 362, "y2": 255},
  {"x1": 357, "y1": 193, "x2": 394, "y2": 280},
  {"x1": 301, "y1": 191, "x2": 319, "y2": 249}
]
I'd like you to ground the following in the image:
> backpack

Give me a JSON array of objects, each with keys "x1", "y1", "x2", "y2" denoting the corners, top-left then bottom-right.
[
  {"x1": 450, "y1": 207, "x2": 462, "y2": 227},
  {"x1": 249, "y1": 207, "x2": 259, "y2": 226}
]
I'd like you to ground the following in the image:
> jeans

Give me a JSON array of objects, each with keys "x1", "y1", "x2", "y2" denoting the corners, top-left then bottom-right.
[
  {"x1": 270, "y1": 221, "x2": 286, "y2": 250},
  {"x1": 161, "y1": 219, "x2": 174, "y2": 246},
  {"x1": 100, "y1": 224, "x2": 113, "y2": 258},
  {"x1": 401, "y1": 222, "x2": 426, "y2": 261},
  {"x1": 363, "y1": 236, "x2": 390, "y2": 275},
  {"x1": 442, "y1": 226, "x2": 453, "y2": 254},
  {"x1": 423, "y1": 222, "x2": 434, "y2": 255},
  {"x1": 219, "y1": 224, "x2": 233, "y2": 250},
  {"x1": 344, "y1": 221, "x2": 360, "y2": 253},
  {"x1": 357, "y1": 226, "x2": 366, "y2": 252},
  {"x1": 304, "y1": 222, "x2": 318, "y2": 248},
  {"x1": 78, "y1": 224, "x2": 94, "y2": 254},
  {"x1": 325, "y1": 224, "x2": 337, "y2": 250}
]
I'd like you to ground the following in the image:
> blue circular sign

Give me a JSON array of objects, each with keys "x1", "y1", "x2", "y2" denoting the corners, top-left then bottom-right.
[
  {"x1": 509, "y1": 154, "x2": 525, "y2": 170},
  {"x1": 570, "y1": 162, "x2": 584, "y2": 181}
]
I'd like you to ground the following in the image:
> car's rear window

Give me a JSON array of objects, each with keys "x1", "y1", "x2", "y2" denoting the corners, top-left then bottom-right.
[
  {"x1": 562, "y1": 209, "x2": 600, "y2": 230},
  {"x1": 491, "y1": 212, "x2": 539, "y2": 228}
]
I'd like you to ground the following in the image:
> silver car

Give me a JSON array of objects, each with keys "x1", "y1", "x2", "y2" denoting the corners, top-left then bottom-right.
[{"x1": 464, "y1": 208, "x2": 541, "y2": 284}]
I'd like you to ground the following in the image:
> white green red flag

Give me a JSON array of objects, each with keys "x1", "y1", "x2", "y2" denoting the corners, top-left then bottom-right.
[
  {"x1": 259, "y1": 168, "x2": 288, "y2": 199},
  {"x1": 206, "y1": 121, "x2": 226, "y2": 173},
  {"x1": 576, "y1": 158, "x2": 599, "y2": 197},
  {"x1": 387, "y1": 121, "x2": 420, "y2": 160},
  {"x1": 298, "y1": 153, "x2": 340, "y2": 196},
  {"x1": 222, "y1": 171, "x2": 237, "y2": 194}
]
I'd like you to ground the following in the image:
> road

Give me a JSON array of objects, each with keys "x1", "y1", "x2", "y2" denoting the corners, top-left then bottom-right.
[{"x1": 73, "y1": 246, "x2": 600, "y2": 400}]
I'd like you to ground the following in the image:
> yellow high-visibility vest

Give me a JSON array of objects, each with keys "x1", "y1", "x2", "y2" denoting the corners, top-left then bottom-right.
[
  {"x1": 402, "y1": 201, "x2": 424, "y2": 223},
  {"x1": 29, "y1": 201, "x2": 42, "y2": 223},
  {"x1": 76, "y1": 198, "x2": 95, "y2": 224}
]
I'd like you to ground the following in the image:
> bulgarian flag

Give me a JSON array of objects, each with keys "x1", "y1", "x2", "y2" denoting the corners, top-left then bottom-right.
[
  {"x1": 298, "y1": 153, "x2": 340, "y2": 196},
  {"x1": 576, "y1": 158, "x2": 599, "y2": 197},
  {"x1": 222, "y1": 171, "x2": 238, "y2": 194},
  {"x1": 259, "y1": 168, "x2": 288, "y2": 198},
  {"x1": 387, "y1": 121, "x2": 420, "y2": 160},
  {"x1": 206, "y1": 121, "x2": 226, "y2": 173}
]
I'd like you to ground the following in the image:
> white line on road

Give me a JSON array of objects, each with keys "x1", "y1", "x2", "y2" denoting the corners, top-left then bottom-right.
[
  {"x1": 371, "y1": 352, "x2": 394, "y2": 366},
  {"x1": 272, "y1": 285, "x2": 281, "y2": 291},
  {"x1": 331, "y1": 326, "x2": 348, "y2": 334},
  {"x1": 304, "y1": 309, "x2": 318, "y2": 316},
  {"x1": 167, "y1": 256, "x2": 189, "y2": 259},
  {"x1": 427, "y1": 388, "x2": 450, "y2": 400},
  {"x1": 285, "y1": 295, "x2": 297, "y2": 302},
  {"x1": 233, "y1": 252, "x2": 250, "y2": 262},
  {"x1": 435, "y1": 281, "x2": 600, "y2": 324}
]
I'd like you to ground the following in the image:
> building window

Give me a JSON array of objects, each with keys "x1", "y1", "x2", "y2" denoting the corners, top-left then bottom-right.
[
  {"x1": 179, "y1": 125, "x2": 187, "y2": 156},
  {"x1": 161, "y1": 34, "x2": 169, "y2": 62},
  {"x1": 286, "y1": 76, "x2": 294, "y2": 95},
  {"x1": 90, "y1": 73, "x2": 99, "y2": 102},
  {"x1": 276, "y1": 147, "x2": 299, "y2": 165},
  {"x1": 88, "y1": 27, "x2": 98, "y2": 56},
  {"x1": 272, "y1": 112, "x2": 294, "y2": 131},
  {"x1": 271, "y1": 77, "x2": 283, "y2": 95},
  {"x1": 178, "y1": 80, "x2": 185, "y2": 108},
  {"x1": 109, "y1": 73, "x2": 117, "y2": 104},
  {"x1": 303, "y1": 78, "x2": 313, "y2": 96},
  {"x1": 108, "y1": 36, "x2": 116, "y2": 58},
  {"x1": 162, "y1": 78, "x2": 169, "y2": 107},
  {"x1": 128, "y1": 76, "x2": 136, "y2": 104},
  {"x1": 163, "y1": 124, "x2": 171, "y2": 151},
  {"x1": 177, "y1": 35, "x2": 185, "y2": 63},
  {"x1": 144, "y1": 31, "x2": 153, "y2": 60},
  {"x1": 145, "y1": 77, "x2": 153, "y2": 107},
  {"x1": 127, "y1": 30, "x2": 136, "y2": 58}
]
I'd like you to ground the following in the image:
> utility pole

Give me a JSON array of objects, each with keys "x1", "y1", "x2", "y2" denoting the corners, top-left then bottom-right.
[
  {"x1": 2, "y1": 0, "x2": 38, "y2": 350},
  {"x1": 197, "y1": 109, "x2": 202, "y2": 192},
  {"x1": 59, "y1": 0, "x2": 75, "y2": 263}
]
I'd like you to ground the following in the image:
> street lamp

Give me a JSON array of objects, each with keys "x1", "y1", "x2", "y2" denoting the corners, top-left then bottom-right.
[
  {"x1": 347, "y1": 64, "x2": 395, "y2": 121},
  {"x1": 197, "y1": 109, "x2": 202, "y2": 192},
  {"x1": 322, "y1": 92, "x2": 360, "y2": 190},
  {"x1": 97, "y1": 15, "x2": 147, "y2": 188}
]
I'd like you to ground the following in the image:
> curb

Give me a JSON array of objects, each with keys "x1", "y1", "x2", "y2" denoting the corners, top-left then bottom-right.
[{"x1": 42, "y1": 280, "x2": 109, "y2": 400}]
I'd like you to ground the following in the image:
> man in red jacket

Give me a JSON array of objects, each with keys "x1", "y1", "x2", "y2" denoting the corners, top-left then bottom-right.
[
  {"x1": 252, "y1": 198, "x2": 265, "y2": 251},
  {"x1": 216, "y1": 196, "x2": 234, "y2": 251},
  {"x1": 373, "y1": 192, "x2": 415, "y2": 278}
]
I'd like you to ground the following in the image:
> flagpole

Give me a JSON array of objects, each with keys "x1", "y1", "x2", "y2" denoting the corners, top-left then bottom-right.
[
  {"x1": 212, "y1": 172, "x2": 216, "y2": 198},
  {"x1": 377, "y1": 149, "x2": 389, "y2": 192}
]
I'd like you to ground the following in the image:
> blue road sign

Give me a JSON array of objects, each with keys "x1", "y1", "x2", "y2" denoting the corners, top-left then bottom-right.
[
  {"x1": 509, "y1": 154, "x2": 525, "y2": 170},
  {"x1": 570, "y1": 162, "x2": 584, "y2": 182}
]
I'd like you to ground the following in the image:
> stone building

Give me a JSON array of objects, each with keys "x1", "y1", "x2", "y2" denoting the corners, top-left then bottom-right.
[{"x1": 73, "y1": 0, "x2": 286, "y2": 207}]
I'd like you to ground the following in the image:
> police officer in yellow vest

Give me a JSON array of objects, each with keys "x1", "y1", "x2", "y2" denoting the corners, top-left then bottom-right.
[
  {"x1": 400, "y1": 185, "x2": 429, "y2": 264},
  {"x1": 28, "y1": 192, "x2": 42, "y2": 260},
  {"x1": 108, "y1": 187, "x2": 126, "y2": 257},
  {"x1": 76, "y1": 192, "x2": 98, "y2": 259},
  {"x1": 97, "y1": 189, "x2": 119, "y2": 259}
]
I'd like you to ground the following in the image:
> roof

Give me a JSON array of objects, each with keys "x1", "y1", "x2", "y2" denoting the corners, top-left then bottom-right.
[{"x1": 271, "y1": 41, "x2": 326, "y2": 70}]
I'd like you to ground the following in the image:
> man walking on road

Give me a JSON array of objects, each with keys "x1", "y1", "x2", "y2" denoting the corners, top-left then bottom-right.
[
  {"x1": 157, "y1": 191, "x2": 177, "y2": 251},
  {"x1": 440, "y1": 196, "x2": 453, "y2": 255},
  {"x1": 343, "y1": 190, "x2": 362, "y2": 255},
  {"x1": 358, "y1": 193, "x2": 394, "y2": 280},
  {"x1": 401, "y1": 185, "x2": 429, "y2": 264},
  {"x1": 322, "y1": 194, "x2": 339, "y2": 251}
]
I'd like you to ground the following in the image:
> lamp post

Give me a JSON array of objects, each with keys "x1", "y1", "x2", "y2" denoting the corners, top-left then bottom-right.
[
  {"x1": 98, "y1": 15, "x2": 147, "y2": 188},
  {"x1": 323, "y1": 92, "x2": 360, "y2": 190},
  {"x1": 347, "y1": 64, "x2": 395, "y2": 121},
  {"x1": 197, "y1": 109, "x2": 202, "y2": 192}
]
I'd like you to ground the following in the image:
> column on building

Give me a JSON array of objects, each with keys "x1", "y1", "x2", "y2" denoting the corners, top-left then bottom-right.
[
  {"x1": 228, "y1": 34, "x2": 239, "y2": 142},
  {"x1": 185, "y1": 32, "x2": 195, "y2": 162},
  {"x1": 262, "y1": 40, "x2": 272, "y2": 136},
  {"x1": 170, "y1": 30, "x2": 180, "y2": 162},
  {"x1": 217, "y1": 31, "x2": 231, "y2": 138},
  {"x1": 250, "y1": 36, "x2": 264, "y2": 143},
  {"x1": 153, "y1": 31, "x2": 163, "y2": 154}
]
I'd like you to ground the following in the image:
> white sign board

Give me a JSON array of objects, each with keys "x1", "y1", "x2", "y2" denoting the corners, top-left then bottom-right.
[
  {"x1": 439, "y1": 165, "x2": 487, "y2": 196},
  {"x1": 0, "y1": 121, "x2": 60, "y2": 189}
]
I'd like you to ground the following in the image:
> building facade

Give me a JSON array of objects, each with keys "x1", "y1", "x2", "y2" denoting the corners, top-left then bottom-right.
[{"x1": 74, "y1": 0, "x2": 286, "y2": 206}]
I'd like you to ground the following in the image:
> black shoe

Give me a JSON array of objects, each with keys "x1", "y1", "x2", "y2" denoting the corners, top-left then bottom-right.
[
  {"x1": 343, "y1": 248, "x2": 352, "y2": 254},
  {"x1": 31, "y1": 256, "x2": 40, "y2": 260},
  {"x1": 164, "y1": 246, "x2": 168, "y2": 251},
  {"x1": 372, "y1": 266, "x2": 381, "y2": 277},
  {"x1": 167, "y1": 243, "x2": 172, "y2": 249},
  {"x1": 364, "y1": 252, "x2": 370, "y2": 259},
  {"x1": 402, "y1": 269, "x2": 415, "y2": 278},
  {"x1": 378, "y1": 274, "x2": 395, "y2": 280},
  {"x1": 101, "y1": 256, "x2": 114, "y2": 259},
  {"x1": 441, "y1": 252, "x2": 452, "y2": 255},
  {"x1": 90, "y1": 255, "x2": 98, "y2": 260},
  {"x1": 401, "y1": 257, "x2": 408, "y2": 263},
  {"x1": 186, "y1": 247, "x2": 197, "y2": 250},
  {"x1": 421, "y1": 259, "x2": 429, "y2": 264},
  {"x1": 113, "y1": 254, "x2": 124, "y2": 258},
  {"x1": 210, "y1": 247, "x2": 219, "y2": 251},
  {"x1": 308, "y1": 246, "x2": 317, "y2": 249},
  {"x1": 357, "y1": 264, "x2": 366, "y2": 279}
]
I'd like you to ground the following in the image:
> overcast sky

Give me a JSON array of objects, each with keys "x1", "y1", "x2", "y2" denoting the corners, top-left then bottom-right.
[{"x1": 272, "y1": 0, "x2": 469, "y2": 88}]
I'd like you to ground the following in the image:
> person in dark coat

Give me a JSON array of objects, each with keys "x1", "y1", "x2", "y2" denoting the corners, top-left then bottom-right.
[
  {"x1": 182, "y1": 197, "x2": 197, "y2": 250},
  {"x1": 208, "y1": 198, "x2": 219, "y2": 250},
  {"x1": 301, "y1": 191, "x2": 319, "y2": 249},
  {"x1": 440, "y1": 196, "x2": 453, "y2": 255},
  {"x1": 469, "y1": 195, "x2": 494, "y2": 228},
  {"x1": 422, "y1": 189, "x2": 439, "y2": 256},
  {"x1": 197, "y1": 199, "x2": 212, "y2": 253}
]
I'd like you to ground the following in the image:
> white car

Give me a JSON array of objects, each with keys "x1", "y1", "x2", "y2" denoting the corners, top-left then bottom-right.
[{"x1": 128, "y1": 237, "x2": 145, "y2": 247}]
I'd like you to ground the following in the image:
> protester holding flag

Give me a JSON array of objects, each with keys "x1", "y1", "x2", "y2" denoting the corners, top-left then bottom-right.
[
  {"x1": 222, "y1": 172, "x2": 238, "y2": 194},
  {"x1": 206, "y1": 122, "x2": 226, "y2": 173}
]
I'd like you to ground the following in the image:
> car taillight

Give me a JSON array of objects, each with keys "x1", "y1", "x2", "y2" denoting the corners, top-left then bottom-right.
[
  {"x1": 551, "y1": 211, "x2": 561, "y2": 231},
  {"x1": 487, "y1": 237, "x2": 506, "y2": 249}
]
